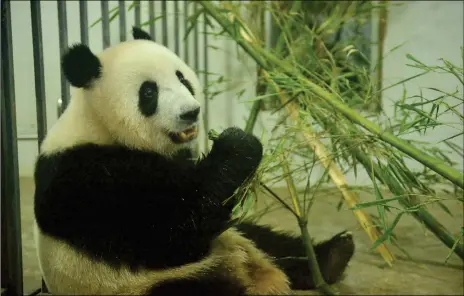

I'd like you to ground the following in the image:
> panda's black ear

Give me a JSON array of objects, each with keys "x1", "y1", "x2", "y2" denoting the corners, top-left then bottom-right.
[
  {"x1": 61, "y1": 43, "x2": 102, "y2": 88},
  {"x1": 132, "y1": 26, "x2": 153, "y2": 41}
]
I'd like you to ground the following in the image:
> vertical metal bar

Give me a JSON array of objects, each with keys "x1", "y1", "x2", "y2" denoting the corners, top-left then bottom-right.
[
  {"x1": 202, "y1": 10, "x2": 209, "y2": 151},
  {"x1": 101, "y1": 1, "x2": 110, "y2": 49},
  {"x1": 193, "y1": 2, "x2": 199, "y2": 72},
  {"x1": 174, "y1": 1, "x2": 179, "y2": 55},
  {"x1": 1, "y1": 1, "x2": 24, "y2": 295},
  {"x1": 79, "y1": 1, "x2": 88, "y2": 45},
  {"x1": 30, "y1": 0, "x2": 48, "y2": 147},
  {"x1": 134, "y1": 0, "x2": 141, "y2": 27},
  {"x1": 161, "y1": 0, "x2": 167, "y2": 46},
  {"x1": 118, "y1": 0, "x2": 126, "y2": 41},
  {"x1": 148, "y1": 1, "x2": 155, "y2": 39},
  {"x1": 57, "y1": 1, "x2": 70, "y2": 113},
  {"x1": 183, "y1": 1, "x2": 189, "y2": 64}
]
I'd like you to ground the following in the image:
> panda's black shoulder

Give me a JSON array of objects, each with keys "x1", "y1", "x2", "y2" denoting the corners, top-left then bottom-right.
[{"x1": 34, "y1": 143, "x2": 195, "y2": 188}]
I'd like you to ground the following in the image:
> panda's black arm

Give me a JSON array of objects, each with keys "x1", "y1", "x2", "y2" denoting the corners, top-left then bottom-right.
[{"x1": 33, "y1": 141, "x2": 259, "y2": 271}]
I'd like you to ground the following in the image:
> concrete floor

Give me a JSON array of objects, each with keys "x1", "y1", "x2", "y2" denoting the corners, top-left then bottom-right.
[{"x1": 19, "y1": 177, "x2": 463, "y2": 295}]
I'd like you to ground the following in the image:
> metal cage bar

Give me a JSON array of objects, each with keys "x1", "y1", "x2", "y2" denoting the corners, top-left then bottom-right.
[
  {"x1": 183, "y1": 1, "x2": 189, "y2": 64},
  {"x1": 79, "y1": 1, "x2": 89, "y2": 45},
  {"x1": 31, "y1": 0, "x2": 48, "y2": 147},
  {"x1": 134, "y1": 0, "x2": 141, "y2": 27},
  {"x1": 1, "y1": 1, "x2": 24, "y2": 295},
  {"x1": 193, "y1": 2, "x2": 199, "y2": 72},
  {"x1": 118, "y1": 0, "x2": 126, "y2": 42},
  {"x1": 174, "y1": 1, "x2": 179, "y2": 55},
  {"x1": 161, "y1": 0, "x2": 168, "y2": 46},
  {"x1": 57, "y1": 1, "x2": 70, "y2": 113},
  {"x1": 148, "y1": 1, "x2": 155, "y2": 39},
  {"x1": 101, "y1": 1, "x2": 110, "y2": 49}
]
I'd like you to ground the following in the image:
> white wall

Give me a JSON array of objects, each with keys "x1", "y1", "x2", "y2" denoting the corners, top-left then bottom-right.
[{"x1": 10, "y1": 1, "x2": 463, "y2": 188}]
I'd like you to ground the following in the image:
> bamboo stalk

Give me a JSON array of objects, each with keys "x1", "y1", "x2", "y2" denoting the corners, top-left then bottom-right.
[
  {"x1": 280, "y1": 155, "x2": 338, "y2": 295},
  {"x1": 268, "y1": 73, "x2": 395, "y2": 266},
  {"x1": 198, "y1": 1, "x2": 464, "y2": 190},
  {"x1": 299, "y1": 220, "x2": 338, "y2": 296}
]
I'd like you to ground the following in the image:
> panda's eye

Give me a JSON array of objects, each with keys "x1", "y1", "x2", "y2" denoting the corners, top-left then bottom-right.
[
  {"x1": 138, "y1": 80, "x2": 159, "y2": 117},
  {"x1": 175, "y1": 70, "x2": 195, "y2": 96}
]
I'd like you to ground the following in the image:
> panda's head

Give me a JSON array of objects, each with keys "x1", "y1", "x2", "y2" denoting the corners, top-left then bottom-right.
[{"x1": 61, "y1": 27, "x2": 201, "y2": 155}]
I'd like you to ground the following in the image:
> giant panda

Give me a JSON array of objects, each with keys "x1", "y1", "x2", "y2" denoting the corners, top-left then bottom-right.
[{"x1": 33, "y1": 27, "x2": 355, "y2": 296}]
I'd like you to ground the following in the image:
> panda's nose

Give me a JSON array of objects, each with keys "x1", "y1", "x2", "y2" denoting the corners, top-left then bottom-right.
[{"x1": 180, "y1": 107, "x2": 200, "y2": 122}]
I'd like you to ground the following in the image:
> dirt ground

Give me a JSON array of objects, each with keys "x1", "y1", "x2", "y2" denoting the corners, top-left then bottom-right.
[{"x1": 19, "y1": 177, "x2": 463, "y2": 295}]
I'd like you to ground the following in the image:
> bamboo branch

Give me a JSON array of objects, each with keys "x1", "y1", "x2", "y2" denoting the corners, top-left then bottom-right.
[
  {"x1": 261, "y1": 183, "x2": 299, "y2": 218},
  {"x1": 299, "y1": 220, "x2": 338, "y2": 296},
  {"x1": 313, "y1": 107, "x2": 464, "y2": 260},
  {"x1": 245, "y1": 100, "x2": 262, "y2": 134},
  {"x1": 198, "y1": 0, "x2": 464, "y2": 189},
  {"x1": 357, "y1": 148, "x2": 464, "y2": 260},
  {"x1": 280, "y1": 155, "x2": 338, "y2": 295},
  {"x1": 268, "y1": 73, "x2": 395, "y2": 266},
  {"x1": 344, "y1": 130, "x2": 464, "y2": 259}
]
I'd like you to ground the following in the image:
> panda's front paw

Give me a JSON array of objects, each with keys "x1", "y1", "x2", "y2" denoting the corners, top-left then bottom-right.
[{"x1": 211, "y1": 127, "x2": 263, "y2": 171}]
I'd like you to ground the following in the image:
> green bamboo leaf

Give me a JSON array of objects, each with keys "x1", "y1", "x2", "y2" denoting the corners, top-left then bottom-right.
[
  {"x1": 439, "y1": 132, "x2": 464, "y2": 143},
  {"x1": 444, "y1": 229, "x2": 464, "y2": 263},
  {"x1": 184, "y1": 7, "x2": 205, "y2": 40},
  {"x1": 127, "y1": 1, "x2": 137, "y2": 11},
  {"x1": 406, "y1": 53, "x2": 426, "y2": 66},
  {"x1": 397, "y1": 104, "x2": 441, "y2": 125},
  {"x1": 370, "y1": 211, "x2": 405, "y2": 251},
  {"x1": 90, "y1": 5, "x2": 120, "y2": 28},
  {"x1": 350, "y1": 196, "x2": 402, "y2": 210},
  {"x1": 140, "y1": 15, "x2": 164, "y2": 28},
  {"x1": 437, "y1": 201, "x2": 453, "y2": 217}
]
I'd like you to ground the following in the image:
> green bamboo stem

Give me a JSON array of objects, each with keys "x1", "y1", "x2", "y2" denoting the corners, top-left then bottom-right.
[
  {"x1": 319, "y1": 117, "x2": 464, "y2": 260},
  {"x1": 281, "y1": 156, "x2": 338, "y2": 295},
  {"x1": 244, "y1": 100, "x2": 261, "y2": 134},
  {"x1": 353, "y1": 143, "x2": 464, "y2": 259},
  {"x1": 198, "y1": 1, "x2": 464, "y2": 189},
  {"x1": 299, "y1": 219, "x2": 339, "y2": 295}
]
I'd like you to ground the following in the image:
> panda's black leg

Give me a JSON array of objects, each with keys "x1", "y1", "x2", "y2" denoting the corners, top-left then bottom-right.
[
  {"x1": 235, "y1": 222, "x2": 355, "y2": 290},
  {"x1": 312, "y1": 230, "x2": 355, "y2": 284}
]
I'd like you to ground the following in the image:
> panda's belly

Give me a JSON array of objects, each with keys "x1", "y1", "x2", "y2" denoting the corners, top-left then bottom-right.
[
  {"x1": 33, "y1": 221, "x2": 234, "y2": 295},
  {"x1": 33, "y1": 223, "x2": 252, "y2": 295}
]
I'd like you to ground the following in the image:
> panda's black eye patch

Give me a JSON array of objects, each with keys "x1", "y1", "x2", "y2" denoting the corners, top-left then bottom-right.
[
  {"x1": 138, "y1": 80, "x2": 159, "y2": 117},
  {"x1": 176, "y1": 70, "x2": 195, "y2": 96}
]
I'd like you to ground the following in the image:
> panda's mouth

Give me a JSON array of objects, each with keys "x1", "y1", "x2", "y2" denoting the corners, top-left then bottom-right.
[{"x1": 168, "y1": 126, "x2": 198, "y2": 144}]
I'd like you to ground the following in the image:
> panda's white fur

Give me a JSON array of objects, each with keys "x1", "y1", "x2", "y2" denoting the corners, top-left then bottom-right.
[
  {"x1": 33, "y1": 29, "x2": 291, "y2": 295},
  {"x1": 40, "y1": 38, "x2": 201, "y2": 156},
  {"x1": 34, "y1": 226, "x2": 289, "y2": 295},
  {"x1": 33, "y1": 27, "x2": 355, "y2": 296}
]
